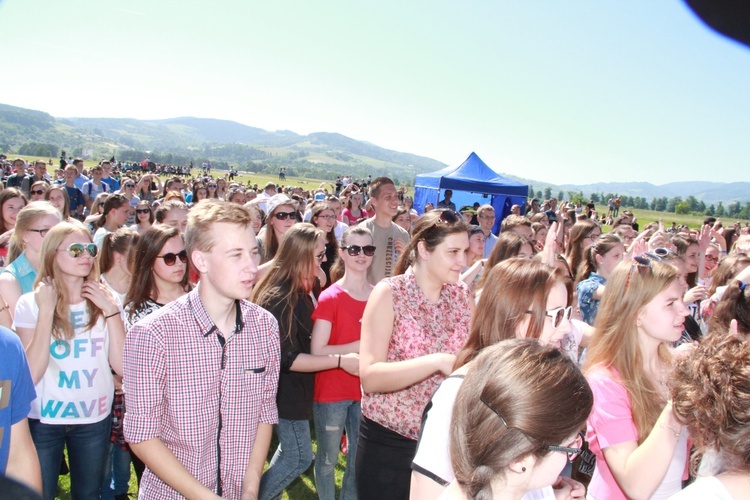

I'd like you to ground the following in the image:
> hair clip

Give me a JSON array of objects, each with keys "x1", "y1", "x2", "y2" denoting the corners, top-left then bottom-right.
[{"x1": 739, "y1": 281, "x2": 747, "y2": 292}]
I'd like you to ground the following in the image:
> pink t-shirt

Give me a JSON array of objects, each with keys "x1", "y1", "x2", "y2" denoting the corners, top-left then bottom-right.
[
  {"x1": 586, "y1": 366, "x2": 688, "y2": 500},
  {"x1": 342, "y1": 207, "x2": 368, "y2": 225}
]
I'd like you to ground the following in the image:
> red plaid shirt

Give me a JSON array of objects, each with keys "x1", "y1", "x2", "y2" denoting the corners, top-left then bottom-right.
[{"x1": 123, "y1": 289, "x2": 280, "y2": 499}]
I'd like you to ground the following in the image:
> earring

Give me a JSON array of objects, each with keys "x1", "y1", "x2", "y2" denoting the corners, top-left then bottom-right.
[{"x1": 522, "y1": 467, "x2": 526, "y2": 472}]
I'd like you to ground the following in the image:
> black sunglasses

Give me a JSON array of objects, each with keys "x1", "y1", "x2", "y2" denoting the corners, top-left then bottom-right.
[
  {"x1": 157, "y1": 250, "x2": 188, "y2": 266},
  {"x1": 124, "y1": 183, "x2": 135, "y2": 188},
  {"x1": 342, "y1": 245, "x2": 376, "y2": 257},
  {"x1": 273, "y1": 211, "x2": 297, "y2": 221},
  {"x1": 435, "y1": 209, "x2": 460, "y2": 225},
  {"x1": 31, "y1": 189, "x2": 46, "y2": 196},
  {"x1": 136, "y1": 208, "x2": 151, "y2": 214}
]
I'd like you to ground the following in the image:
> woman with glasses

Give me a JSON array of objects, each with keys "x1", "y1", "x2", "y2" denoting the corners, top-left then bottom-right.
[
  {"x1": 311, "y1": 202, "x2": 339, "y2": 289},
  {"x1": 29, "y1": 181, "x2": 49, "y2": 202},
  {"x1": 583, "y1": 258, "x2": 690, "y2": 499},
  {"x1": 565, "y1": 220, "x2": 601, "y2": 281},
  {"x1": 310, "y1": 226, "x2": 375, "y2": 500},
  {"x1": 14, "y1": 222, "x2": 125, "y2": 500},
  {"x1": 0, "y1": 188, "x2": 28, "y2": 270},
  {"x1": 669, "y1": 333, "x2": 750, "y2": 498},
  {"x1": 444, "y1": 339, "x2": 593, "y2": 499},
  {"x1": 122, "y1": 225, "x2": 190, "y2": 487},
  {"x1": 342, "y1": 191, "x2": 368, "y2": 226},
  {"x1": 206, "y1": 180, "x2": 219, "y2": 198},
  {"x1": 412, "y1": 258, "x2": 578, "y2": 499},
  {"x1": 575, "y1": 234, "x2": 625, "y2": 326},
  {"x1": 45, "y1": 185, "x2": 71, "y2": 221},
  {"x1": 357, "y1": 209, "x2": 471, "y2": 500},
  {"x1": 259, "y1": 194, "x2": 297, "y2": 264},
  {"x1": 252, "y1": 224, "x2": 356, "y2": 500},
  {"x1": 118, "y1": 177, "x2": 140, "y2": 225},
  {"x1": 131, "y1": 200, "x2": 154, "y2": 235},
  {"x1": 0, "y1": 202, "x2": 61, "y2": 328}
]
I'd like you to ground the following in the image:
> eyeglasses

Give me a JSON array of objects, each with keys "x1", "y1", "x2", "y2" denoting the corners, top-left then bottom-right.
[
  {"x1": 545, "y1": 432, "x2": 585, "y2": 462},
  {"x1": 342, "y1": 245, "x2": 376, "y2": 256},
  {"x1": 315, "y1": 251, "x2": 326, "y2": 262},
  {"x1": 625, "y1": 256, "x2": 652, "y2": 290},
  {"x1": 28, "y1": 228, "x2": 51, "y2": 237},
  {"x1": 478, "y1": 214, "x2": 495, "y2": 220},
  {"x1": 705, "y1": 254, "x2": 719, "y2": 263},
  {"x1": 316, "y1": 215, "x2": 335, "y2": 220},
  {"x1": 273, "y1": 211, "x2": 297, "y2": 221},
  {"x1": 31, "y1": 189, "x2": 46, "y2": 196},
  {"x1": 136, "y1": 208, "x2": 151, "y2": 214},
  {"x1": 545, "y1": 306, "x2": 573, "y2": 329},
  {"x1": 208, "y1": 184, "x2": 217, "y2": 188},
  {"x1": 124, "y1": 183, "x2": 135, "y2": 188},
  {"x1": 157, "y1": 250, "x2": 188, "y2": 266},
  {"x1": 59, "y1": 243, "x2": 98, "y2": 258}
]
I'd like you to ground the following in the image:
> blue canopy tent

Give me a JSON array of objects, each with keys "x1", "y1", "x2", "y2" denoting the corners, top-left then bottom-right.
[{"x1": 413, "y1": 152, "x2": 528, "y2": 235}]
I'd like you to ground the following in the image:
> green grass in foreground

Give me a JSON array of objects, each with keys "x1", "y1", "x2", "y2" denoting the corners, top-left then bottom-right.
[{"x1": 56, "y1": 424, "x2": 345, "y2": 499}]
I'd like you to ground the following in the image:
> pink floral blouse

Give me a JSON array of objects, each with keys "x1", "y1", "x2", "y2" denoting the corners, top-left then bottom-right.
[{"x1": 361, "y1": 273, "x2": 471, "y2": 440}]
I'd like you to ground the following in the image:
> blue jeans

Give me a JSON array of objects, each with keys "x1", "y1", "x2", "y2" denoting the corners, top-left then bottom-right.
[
  {"x1": 313, "y1": 401, "x2": 360, "y2": 500},
  {"x1": 29, "y1": 417, "x2": 111, "y2": 500},
  {"x1": 100, "y1": 441, "x2": 132, "y2": 499},
  {"x1": 259, "y1": 419, "x2": 314, "y2": 500}
]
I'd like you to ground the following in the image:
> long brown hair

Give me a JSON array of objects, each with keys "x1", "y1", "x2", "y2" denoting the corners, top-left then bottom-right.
[
  {"x1": 455, "y1": 259, "x2": 570, "y2": 369},
  {"x1": 451, "y1": 339, "x2": 593, "y2": 499},
  {"x1": 584, "y1": 259, "x2": 678, "y2": 442},
  {"x1": 35, "y1": 222, "x2": 101, "y2": 340},
  {"x1": 124, "y1": 225, "x2": 190, "y2": 321},
  {"x1": 575, "y1": 234, "x2": 623, "y2": 284},
  {"x1": 0, "y1": 188, "x2": 28, "y2": 233},
  {"x1": 707, "y1": 254, "x2": 750, "y2": 296},
  {"x1": 99, "y1": 227, "x2": 139, "y2": 274},
  {"x1": 566, "y1": 220, "x2": 599, "y2": 280},
  {"x1": 252, "y1": 223, "x2": 324, "y2": 340},
  {"x1": 394, "y1": 209, "x2": 469, "y2": 275}
]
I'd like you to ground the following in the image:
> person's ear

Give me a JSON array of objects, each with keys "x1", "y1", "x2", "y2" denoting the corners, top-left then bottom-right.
[
  {"x1": 508, "y1": 455, "x2": 535, "y2": 475},
  {"x1": 417, "y1": 240, "x2": 429, "y2": 261},
  {"x1": 191, "y1": 250, "x2": 208, "y2": 274}
]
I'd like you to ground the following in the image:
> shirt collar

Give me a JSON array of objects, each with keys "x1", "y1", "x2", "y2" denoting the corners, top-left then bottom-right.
[{"x1": 187, "y1": 288, "x2": 245, "y2": 339}]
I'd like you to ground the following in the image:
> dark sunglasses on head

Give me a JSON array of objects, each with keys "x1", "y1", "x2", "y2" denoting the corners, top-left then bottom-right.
[
  {"x1": 342, "y1": 245, "x2": 376, "y2": 257},
  {"x1": 435, "y1": 209, "x2": 460, "y2": 225},
  {"x1": 31, "y1": 189, "x2": 46, "y2": 196},
  {"x1": 59, "y1": 243, "x2": 98, "y2": 258},
  {"x1": 273, "y1": 211, "x2": 297, "y2": 221},
  {"x1": 136, "y1": 208, "x2": 151, "y2": 214},
  {"x1": 157, "y1": 250, "x2": 188, "y2": 266}
]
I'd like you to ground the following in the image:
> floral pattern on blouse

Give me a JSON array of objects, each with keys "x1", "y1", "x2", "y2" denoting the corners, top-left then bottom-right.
[{"x1": 361, "y1": 273, "x2": 471, "y2": 440}]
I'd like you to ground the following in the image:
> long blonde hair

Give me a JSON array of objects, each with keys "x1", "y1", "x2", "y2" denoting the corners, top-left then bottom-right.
[
  {"x1": 35, "y1": 222, "x2": 102, "y2": 340},
  {"x1": 584, "y1": 259, "x2": 678, "y2": 442},
  {"x1": 7, "y1": 201, "x2": 61, "y2": 263}
]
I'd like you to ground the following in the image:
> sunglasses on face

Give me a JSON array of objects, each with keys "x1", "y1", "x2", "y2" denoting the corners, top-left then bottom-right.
[
  {"x1": 273, "y1": 211, "x2": 297, "y2": 221},
  {"x1": 136, "y1": 208, "x2": 151, "y2": 214},
  {"x1": 59, "y1": 243, "x2": 98, "y2": 258},
  {"x1": 157, "y1": 250, "x2": 188, "y2": 266},
  {"x1": 208, "y1": 184, "x2": 217, "y2": 188},
  {"x1": 342, "y1": 245, "x2": 376, "y2": 257},
  {"x1": 124, "y1": 183, "x2": 135, "y2": 188},
  {"x1": 545, "y1": 306, "x2": 573, "y2": 329},
  {"x1": 316, "y1": 214, "x2": 335, "y2": 220},
  {"x1": 31, "y1": 189, "x2": 46, "y2": 196}
]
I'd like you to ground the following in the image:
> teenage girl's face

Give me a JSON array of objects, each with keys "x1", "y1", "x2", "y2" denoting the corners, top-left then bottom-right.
[
  {"x1": 525, "y1": 432, "x2": 581, "y2": 492},
  {"x1": 581, "y1": 227, "x2": 602, "y2": 248},
  {"x1": 314, "y1": 209, "x2": 336, "y2": 233},
  {"x1": 24, "y1": 214, "x2": 60, "y2": 253},
  {"x1": 684, "y1": 244, "x2": 700, "y2": 273},
  {"x1": 352, "y1": 194, "x2": 363, "y2": 208},
  {"x1": 110, "y1": 204, "x2": 131, "y2": 227},
  {"x1": 637, "y1": 279, "x2": 690, "y2": 344},
  {"x1": 196, "y1": 188, "x2": 208, "y2": 200},
  {"x1": 250, "y1": 212, "x2": 262, "y2": 236},
  {"x1": 161, "y1": 208, "x2": 188, "y2": 233},
  {"x1": 517, "y1": 243, "x2": 534, "y2": 260},
  {"x1": 468, "y1": 232, "x2": 486, "y2": 257},
  {"x1": 48, "y1": 190, "x2": 65, "y2": 212},
  {"x1": 269, "y1": 204, "x2": 296, "y2": 236},
  {"x1": 596, "y1": 244, "x2": 625, "y2": 280},
  {"x1": 424, "y1": 232, "x2": 469, "y2": 284},
  {"x1": 137, "y1": 204, "x2": 151, "y2": 222},
  {"x1": 30, "y1": 185, "x2": 47, "y2": 201},
  {"x1": 536, "y1": 281, "x2": 571, "y2": 348},
  {"x1": 56, "y1": 232, "x2": 94, "y2": 278},
  {"x1": 394, "y1": 213, "x2": 411, "y2": 233},
  {"x1": 704, "y1": 246, "x2": 719, "y2": 274},
  {"x1": 339, "y1": 234, "x2": 373, "y2": 274},
  {"x1": 535, "y1": 228, "x2": 548, "y2": 245},
  {"x1": 153, "y1": 236, "x2": 187, "y2": 285},
  {"x1": 2, "y1": 197, "x2": 25, "y2": 228},
  {"x1": 328, "y1": 201, "x2": 342, "y2": 219}
]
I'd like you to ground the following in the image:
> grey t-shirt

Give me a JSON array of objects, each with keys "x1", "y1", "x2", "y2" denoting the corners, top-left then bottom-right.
[{"x1": 361, "y1": 219, "x2": 410, "y2": 285}]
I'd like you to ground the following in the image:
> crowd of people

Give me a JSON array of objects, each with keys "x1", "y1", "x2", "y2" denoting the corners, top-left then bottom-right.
[{"x1": 1, "y1": 157, "x2": 750, "y2": 500}]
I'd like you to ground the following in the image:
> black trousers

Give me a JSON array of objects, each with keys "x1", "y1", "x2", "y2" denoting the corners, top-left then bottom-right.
[{"x1": 355, "y1": 415, "x2": 418, "y2": 500}]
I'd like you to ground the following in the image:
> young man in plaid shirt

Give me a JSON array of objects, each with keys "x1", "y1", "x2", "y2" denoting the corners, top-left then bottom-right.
[{"x1": 124, "y1": 200, "x2": 280, "y2": 499}]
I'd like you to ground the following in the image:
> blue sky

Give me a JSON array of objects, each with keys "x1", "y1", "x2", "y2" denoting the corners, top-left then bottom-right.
[{"x1": 1, "y1": 0, "x2": 749, "y2": 185}]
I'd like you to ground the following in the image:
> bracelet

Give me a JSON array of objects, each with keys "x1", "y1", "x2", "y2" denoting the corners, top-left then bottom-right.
[
  {"x1": 104, "y1": 311, "x2": 120, "y2": 319},
  {"x1": 337, "y1": 355, "x2": 341, "y2": 369},
  {"x1": 659, "y1": 421, "x2": 681, "y2": 438}
]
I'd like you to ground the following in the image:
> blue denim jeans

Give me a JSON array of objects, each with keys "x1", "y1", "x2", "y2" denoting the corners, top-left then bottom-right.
[
  {"x1": 100, "y1": 441, "x2": 132, "y2": 499},
  {"x1": 313, "y1": 401, "x2": 360, "y2": 500},
  {"x1": 259, "y1": 419, "x2": 314, "y2": 500},
  {"x1": 29, "y1": 417, "x2": 111, "y2": 500}
]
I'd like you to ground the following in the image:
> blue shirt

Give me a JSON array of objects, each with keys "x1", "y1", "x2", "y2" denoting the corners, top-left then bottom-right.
[
  {"x1": 65, "y1": 185, "x2": 86, "y2": 214},
  {"x1": 0, "y1": 326, "x2": 36, "y2": 474},
  {"x1": 101, "y1": 176, "x2": 120, "y2": 191},
  {"x1": 577, "y1": 272, "x2": 606, "y2": 325},
  {"x1": 1, "y1": 252, "x2": 36, "y2": 294}
]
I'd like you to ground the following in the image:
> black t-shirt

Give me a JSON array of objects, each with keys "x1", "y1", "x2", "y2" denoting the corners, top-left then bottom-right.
[{"x1": 264, "y1": 290, "x2": 315, "y2": 420}]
